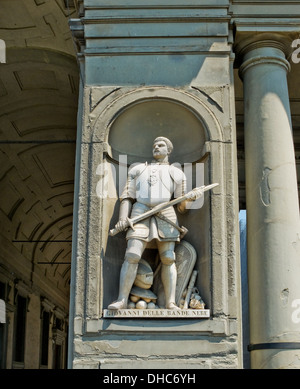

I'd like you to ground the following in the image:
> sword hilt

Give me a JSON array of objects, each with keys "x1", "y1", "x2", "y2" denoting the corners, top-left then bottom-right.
[
  {"x1": 109, "y1": 227, "x2": 119, "y2": 237},
  {"x1": 109, "y1": 217, "x2": 134, "y2": 236}
]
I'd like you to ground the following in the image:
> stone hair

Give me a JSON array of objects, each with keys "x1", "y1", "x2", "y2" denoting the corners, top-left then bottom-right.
[{"x1": 153, "y1": 136, "x2": 173, "y2": 153}]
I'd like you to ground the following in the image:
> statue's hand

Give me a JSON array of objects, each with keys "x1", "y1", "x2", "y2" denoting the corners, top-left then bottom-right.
[
  {"x1": 186, "y1": 187, "x2": 204, "y2": 201},
  {"x1": 114, "y1": 218, "x2": 129, "y2": 232}
]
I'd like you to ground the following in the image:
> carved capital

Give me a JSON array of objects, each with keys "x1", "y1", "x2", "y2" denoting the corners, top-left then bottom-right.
[
  {"x1": 233, "y1": 28, "x2": 299, "y2": 70},
  {"x1": 236, "y1": 33, "x2": 294, "y2": 55},
  {"x1": 234, "y1": 32, "x2": 297, "y2": 80},
  {"x1": 69, "y1": 18, "x2": 85, "y2": 52},
  {"x1": 238, "y1": 48, "x2": 291, "y2": 79}
]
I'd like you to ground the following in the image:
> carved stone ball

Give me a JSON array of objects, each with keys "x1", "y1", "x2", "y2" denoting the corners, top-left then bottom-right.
[
  {"x1": 134, "y1": 259, "x2": 153, "y2": 289},
  {"x1": 136, "y1": 300, "x2": 147, "y2": 309},
  {"x1": 127, "y1": 301, "x2": 136, "y2": 309},
  {"x1": 130, "y1": 295, "x2": 139, "y2": 303},
  {"x1": 147, "y1": 302, "x2": 156, "y2": 309}
]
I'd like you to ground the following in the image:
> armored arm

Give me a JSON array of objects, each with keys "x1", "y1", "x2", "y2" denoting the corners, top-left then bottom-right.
[
  {"x1": 114, "y1": 164, "x2": 138, "y2": 233},
  {"x1": 113, "y1": 199, "x2": 133, "y2": 233}
]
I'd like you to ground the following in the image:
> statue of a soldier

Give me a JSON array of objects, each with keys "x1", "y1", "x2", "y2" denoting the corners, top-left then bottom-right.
[{"x1": 108, "y1": 137, "x2": 203, "y2": 310}]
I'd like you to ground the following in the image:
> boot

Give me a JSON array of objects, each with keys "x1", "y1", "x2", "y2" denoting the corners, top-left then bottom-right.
[{"x1": 108, "y1": 260, "x2": 138, "y2": 310}]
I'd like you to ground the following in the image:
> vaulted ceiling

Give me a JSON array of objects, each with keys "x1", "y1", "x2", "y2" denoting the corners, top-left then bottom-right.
[{"x1": 0, "y1": 0, "x2": 79, "y2": 308}]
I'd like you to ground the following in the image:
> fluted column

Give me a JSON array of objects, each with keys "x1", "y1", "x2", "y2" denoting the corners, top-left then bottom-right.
[{"x1": 238, "y1": 39, "x2": 300, "y2": 369}]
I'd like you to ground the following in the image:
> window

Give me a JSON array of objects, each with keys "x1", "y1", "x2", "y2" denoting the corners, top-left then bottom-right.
[
  {"x1": 0, "y1": 282, "x2": 7, "y2": 368},
  {"x1": 54, "y1": 344, "x2": 62, "y2": 369},
  {"x1": 0, "y1": 282, "x2": 5, "y2": 300},
  {"x1": 13, "y1": 295, "x2": 27, "y2": 363},
  {"x1": 41, "y1": 311, "x2": 50, "y2": 366},
  {"x1": 55, "y1": 317, "x2": 63, "y2": 331}
]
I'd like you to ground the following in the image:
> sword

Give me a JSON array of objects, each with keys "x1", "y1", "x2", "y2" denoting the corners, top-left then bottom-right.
[{"x1": 109, "y1": 183, "x2": 219, "y2": 236}]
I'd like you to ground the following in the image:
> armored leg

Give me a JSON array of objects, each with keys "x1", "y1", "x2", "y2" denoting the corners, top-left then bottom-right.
[
  {"x1": 108, "y1": 239, "x2": 147, "y2": 310},
  {"x1": 157, "y1": 242, "x2": 180, "y2": 310}
]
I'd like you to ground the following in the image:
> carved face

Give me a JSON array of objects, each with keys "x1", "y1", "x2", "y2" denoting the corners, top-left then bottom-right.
[{"x1": 152, "y1": 140, "x2": 169, "y2": 160}]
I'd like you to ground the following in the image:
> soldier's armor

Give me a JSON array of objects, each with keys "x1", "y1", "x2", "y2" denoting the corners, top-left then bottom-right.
[{"x1": 120, "y1": 162, "x2": 186, "y2": 242}]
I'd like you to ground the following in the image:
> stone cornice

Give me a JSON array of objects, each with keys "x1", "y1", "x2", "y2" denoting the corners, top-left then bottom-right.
[
  {"x1": 70, "y1": 4, "x2": 231, "y2": 55},
  {"x1": 69, "y1": 18, "x2": 84, "y2": 52},
  {"x1": 83, "y1": 0, "x2": 230, "y2": 8}
]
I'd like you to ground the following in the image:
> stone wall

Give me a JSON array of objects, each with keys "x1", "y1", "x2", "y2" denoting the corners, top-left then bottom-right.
[{"x1": 69, "y1": 0, "x2": 243, "y2": 369}]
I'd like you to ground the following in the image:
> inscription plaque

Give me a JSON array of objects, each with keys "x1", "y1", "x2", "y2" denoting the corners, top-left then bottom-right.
[{"x1": 103, "y1": 309, "x2": 210, "y2": 318}]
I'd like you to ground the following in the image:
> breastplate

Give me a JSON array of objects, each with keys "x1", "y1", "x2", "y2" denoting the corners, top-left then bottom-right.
[{"x1": 136, "y1": 164, "x2": 174, "y2": 207}]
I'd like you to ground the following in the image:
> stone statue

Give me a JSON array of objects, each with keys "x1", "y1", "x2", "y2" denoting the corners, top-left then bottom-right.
[{"x1": 108, "y1": 136, "x2": 203, "y2": 310}]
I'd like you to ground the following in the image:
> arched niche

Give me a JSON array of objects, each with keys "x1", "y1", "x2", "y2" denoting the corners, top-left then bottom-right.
[
  {"x1": 108, "y1": 98, "x2": 206, "y2": 166},
  {"x1": 93, "y1": 88, "x2": 222, "y2": 311}
]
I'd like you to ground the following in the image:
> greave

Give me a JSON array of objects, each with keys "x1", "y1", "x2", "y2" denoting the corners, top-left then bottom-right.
[
  {"x1": 117, "y1": 260, "x2": 139, "y2": 303},
  {"x1": 161, "y1": 263, "x2": 177, "y2": 308}
]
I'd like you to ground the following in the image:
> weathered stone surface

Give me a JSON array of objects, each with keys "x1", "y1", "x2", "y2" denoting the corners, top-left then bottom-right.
[{"x1": 69, "y1": 0, "x2": 243, "y2": 369}]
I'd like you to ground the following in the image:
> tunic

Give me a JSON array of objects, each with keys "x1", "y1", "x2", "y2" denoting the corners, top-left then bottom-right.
[{"x1": 120, "y1": 162, "x2": 186, "y2": 242}]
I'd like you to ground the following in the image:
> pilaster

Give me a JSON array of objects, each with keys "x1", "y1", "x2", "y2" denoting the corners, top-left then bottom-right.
[{"x1": 68, "y1": 0, "x2": 242, "y2": 369}]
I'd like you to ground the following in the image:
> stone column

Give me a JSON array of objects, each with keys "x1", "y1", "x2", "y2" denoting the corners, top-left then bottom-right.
[{"x1": 238, "y1": 39, "x2": 300, "y2": 369}]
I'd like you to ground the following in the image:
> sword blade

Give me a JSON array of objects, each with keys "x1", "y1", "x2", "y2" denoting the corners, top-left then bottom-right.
[
  {"x1": 131, "y1": 182, "x2": 219, "y2": 224},
  {"x1": 109, "y1": 183, "x2": 219, "y2": 236}
]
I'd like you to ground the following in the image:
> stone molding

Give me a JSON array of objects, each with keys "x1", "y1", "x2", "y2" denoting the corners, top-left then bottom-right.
[
  {"x1": 233, "y1": 30, "x2": 300, "y2": 69},
  {"x1": 90, "y1": 86, "x2": 224, "y2": 144},
  {"x1": 239, "y1": 53, "x2": 291, "y2": 79}
]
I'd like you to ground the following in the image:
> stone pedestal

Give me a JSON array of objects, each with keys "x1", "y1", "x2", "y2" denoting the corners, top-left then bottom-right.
[
  {"x1": 68, "y1": 0, "x2": 242, "y2": 369},
  {"x1": 237, "y1": 37, "x2": 300, "y2": 369}
]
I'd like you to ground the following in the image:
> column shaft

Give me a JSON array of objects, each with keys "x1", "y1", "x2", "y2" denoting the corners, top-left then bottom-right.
[{"x1": 241, "y1": 44, "x2": 300, "y2": 369}]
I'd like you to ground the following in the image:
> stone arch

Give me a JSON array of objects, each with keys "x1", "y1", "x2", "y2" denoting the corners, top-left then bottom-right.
[
  {"x1": 89, "y1": 87, "x2": 223, "y2": 311},
  {"x1": 91, "y1": 86, "x2": 224, "y2": 147}
]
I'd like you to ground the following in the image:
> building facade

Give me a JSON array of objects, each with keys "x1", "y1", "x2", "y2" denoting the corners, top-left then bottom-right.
[{"x1": 0, "y1": 0, "x2": 299, "y2": 369}]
